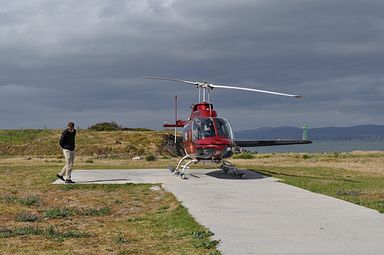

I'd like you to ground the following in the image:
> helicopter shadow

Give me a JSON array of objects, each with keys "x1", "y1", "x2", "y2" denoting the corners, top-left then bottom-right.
[{"x1": 206, "y1": 169, "x2": 266, "y2": 180}]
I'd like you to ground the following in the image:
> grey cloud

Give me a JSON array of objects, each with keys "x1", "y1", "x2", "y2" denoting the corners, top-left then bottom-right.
[{"x1": 1, "y1": 0, "x2": 384, "y2": 129}]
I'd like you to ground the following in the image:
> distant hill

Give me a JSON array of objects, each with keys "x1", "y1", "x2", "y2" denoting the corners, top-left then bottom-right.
[{"x1": 235, "y1": 125, "x2": 384, "y2": 140}]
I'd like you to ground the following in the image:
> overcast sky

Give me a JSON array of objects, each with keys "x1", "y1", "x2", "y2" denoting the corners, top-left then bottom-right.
[{"x1": 1, "y1": 0, "x2": 384, "y2": 131}]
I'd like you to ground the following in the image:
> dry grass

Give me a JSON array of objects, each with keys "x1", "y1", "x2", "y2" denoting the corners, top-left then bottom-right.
[
  {"x1": 0, "y1": 157, "x2": 220, "y2": 255},
  {"x1": 233, "y1": 151, "x2": 384, "y2": 174},
  {"x1": 0, "y1": 129, "x2": 173, "y2": 158},
  {"x1": 233, "y1": 151, "x2": 384, "y2": 213},
  {"x1": 1, "y1": 127, "x2": 384, "y2": 253}
]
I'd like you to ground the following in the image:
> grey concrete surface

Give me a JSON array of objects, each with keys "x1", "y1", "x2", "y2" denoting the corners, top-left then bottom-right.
[{"x1": 54, "y1": 169, "x2": 384, "y2": 255}]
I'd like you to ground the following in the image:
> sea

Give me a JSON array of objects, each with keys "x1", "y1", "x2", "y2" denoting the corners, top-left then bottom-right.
[{"x1": 248, "y1": 140, "x2": 384, "y2": 153}]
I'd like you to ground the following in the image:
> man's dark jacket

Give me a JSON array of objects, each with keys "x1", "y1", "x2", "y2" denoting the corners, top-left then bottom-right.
[{"x1": 59, "y1": 129, "x2": 76, "y2": 151}]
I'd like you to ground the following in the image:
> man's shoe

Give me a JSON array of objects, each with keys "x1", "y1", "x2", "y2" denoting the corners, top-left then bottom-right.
[
  {"x1": 65, "y1": 179, "x2": 75, "y2": 184},
  {"x1": 57, "y1": 174, "x2": 65, "y2": 181}
]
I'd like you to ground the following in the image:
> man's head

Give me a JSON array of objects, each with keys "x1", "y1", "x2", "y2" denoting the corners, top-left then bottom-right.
[{"x1": 67, "y1": 122, "x2": 75, "y2": 131}]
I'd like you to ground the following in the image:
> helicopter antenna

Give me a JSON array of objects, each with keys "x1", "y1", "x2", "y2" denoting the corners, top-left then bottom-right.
[
  {"x1": 142, "y1": 76, "x2": 303, "y2": 101},
  {"x1": 174, "y1": 96, "x2": 178, "y2": 143}
]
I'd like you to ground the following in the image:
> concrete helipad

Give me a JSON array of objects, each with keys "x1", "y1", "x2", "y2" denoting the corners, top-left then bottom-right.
[{"x1": 54, "y1": 169, "x2": 384, "y2": 255}]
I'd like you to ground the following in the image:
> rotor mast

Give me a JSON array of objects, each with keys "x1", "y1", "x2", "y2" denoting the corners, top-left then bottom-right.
[{"x1": 199, "y1": 81, "x2": 212, "y2": 103}]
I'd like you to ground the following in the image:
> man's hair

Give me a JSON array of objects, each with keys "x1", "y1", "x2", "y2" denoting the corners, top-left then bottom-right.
[{"x1": 67, "y1": 122, "x2": 75, "y2": 128}]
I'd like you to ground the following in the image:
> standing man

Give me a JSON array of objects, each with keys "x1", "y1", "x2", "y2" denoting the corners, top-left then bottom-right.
[{"x1": 57, "y1": 122, "x2": 76, "y2": 184}]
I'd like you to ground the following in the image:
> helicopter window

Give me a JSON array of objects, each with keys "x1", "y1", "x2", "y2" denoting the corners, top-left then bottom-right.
[
  {"x1": 214, "y1": 118, "x2": 233, "y2": 139},
  {"x1": 192, "y1": 118, "x2": 215, "y2": 140}
]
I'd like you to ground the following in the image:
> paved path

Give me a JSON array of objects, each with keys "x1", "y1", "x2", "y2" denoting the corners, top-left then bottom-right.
[{"x1": 54, "y1": 169, "x2": 384, "y2": 255}]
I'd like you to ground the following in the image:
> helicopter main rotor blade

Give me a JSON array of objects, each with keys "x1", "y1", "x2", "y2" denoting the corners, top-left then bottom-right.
[
  {"x1": 142, "y1": 76, "x2": 199, "y2": 86},
  {"x1": 210, "y1": 84, "x2": 303, "y2": 98},
  {"x1": 143, "y1": 76, "x2": 303, "y2": 98}
]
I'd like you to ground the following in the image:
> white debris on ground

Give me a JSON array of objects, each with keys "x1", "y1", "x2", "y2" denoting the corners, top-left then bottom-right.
[{"x1": 150, "y1": 185, "x2": 161, "y2": 192}]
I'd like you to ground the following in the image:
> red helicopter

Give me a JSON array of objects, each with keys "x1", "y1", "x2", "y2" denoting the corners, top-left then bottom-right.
[{"x1": 144, "y1": 76, "x2": 311, "y2": 179}]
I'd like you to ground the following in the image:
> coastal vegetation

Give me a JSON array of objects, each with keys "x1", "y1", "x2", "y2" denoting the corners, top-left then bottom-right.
[
  {"x1": 0, "y1": 128, "x2": 170, "y2": 158},
  {"x1": 0, "y1": 128, "x2": 383, "y2": 253}
]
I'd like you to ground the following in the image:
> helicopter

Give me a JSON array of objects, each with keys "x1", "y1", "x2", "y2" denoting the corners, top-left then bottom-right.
[{"x1": 143, "y1": 76, "x2": 312, "y2": 179}]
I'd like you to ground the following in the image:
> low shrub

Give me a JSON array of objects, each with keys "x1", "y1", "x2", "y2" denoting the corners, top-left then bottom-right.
[
  {"x1": 44, "y1": 208, "x2": 74, "y2": 219},
  {"x1": 192, "y1": 230, "x2": 214, "y2": 239},
  {"x1": 46, "y1": 226, "x2": 90, "y2": 242},
  {"x1": 115, "y1": 234, "x2": 130, "y2": 244},
  {"x1": 0, "y1": 225, "x2": 90, "y2": 242},
  {"x1": 16, "y1": 212, "x2": 39, "y2": 222},
  {"x1": 2, "y1": 195, "x2": 40, "y2": 206},
  {"x1": 79, "y1": 207, "x2": 111, "y2": 216},
  {"x1": 44, "y1": 207, "x2": 111, "y2": 218},
  {"x1": 145, "y1": 155, "x2": 157, "y2": 161},
  {"x1": 88, "y1": 122, "x2": 121, "y2": 131}
]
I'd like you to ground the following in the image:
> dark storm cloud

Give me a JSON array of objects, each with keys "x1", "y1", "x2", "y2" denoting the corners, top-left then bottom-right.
[{"x1": 1, "y1": 0, "x2": 384, "y2": 129}]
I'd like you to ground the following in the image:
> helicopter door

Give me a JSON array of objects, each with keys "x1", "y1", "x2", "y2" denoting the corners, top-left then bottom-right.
[{"x1": 214, "y1": 118, "x2": 234, "y2": 140}]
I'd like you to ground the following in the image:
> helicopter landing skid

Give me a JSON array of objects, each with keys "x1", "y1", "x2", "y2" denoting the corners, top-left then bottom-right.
[
  {"x1": 219, "y1": 161, "x2": 245, "y2": 178},
  {"x1": 170, "y1": 154, "x2": 199, "y2": 179}
]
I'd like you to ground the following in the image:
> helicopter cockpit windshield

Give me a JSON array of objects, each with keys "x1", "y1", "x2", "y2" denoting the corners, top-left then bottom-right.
[
  {"x1": 192, "y1": 117, "x2": 233, "y2": 141},
  {"x1": 214, "y1": 117, "x2": 233, "y2": 140}
]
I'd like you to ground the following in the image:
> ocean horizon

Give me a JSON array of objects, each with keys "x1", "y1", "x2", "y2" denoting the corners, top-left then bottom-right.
[{"x1": 248, "y1": 139, "x2": 384, "y2": 153}]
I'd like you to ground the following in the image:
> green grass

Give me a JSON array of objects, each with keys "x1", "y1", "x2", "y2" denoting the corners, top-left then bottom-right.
[
  {"x1": 0, "y1": 226, "x2": 44, "y2": 238},
  {"x1": 133, "y1": 203, "x2": 221, "y2": 253},
  {"x1": 248, "y1": 165, "x2": 384, "y2": 213},
  {"x1": 45, "y1": 226, "x2": 90, "y2": 242},
  {"x1": 44, "y1": 207, "x2": 111, "y2": 219},
  {"x1": 44, "y1": 208, "x2": 75, "y2": 219},
  {"x1": 79, "y1": 207, "x2": 111, "y2": 216},
  {"x1": 0, "y1": 225, "x2": 90, "y2": 242},
  {"x1": 2, "y1": 195, "x2": 41, "y2": 206},
  {"x1": 115, "y1": 234, "x2": 130, "y2": 244},
  {"x1": 232, "y1": 152, "x2": 254, "y2": 159},
  {"x1": 0, "y1": 129, "x2": 50, "y2": 144}
]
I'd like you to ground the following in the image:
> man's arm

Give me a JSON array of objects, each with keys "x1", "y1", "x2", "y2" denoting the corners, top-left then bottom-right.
[{"x1": 59, "y1": 130, "x2": 67, "y2": 148}]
